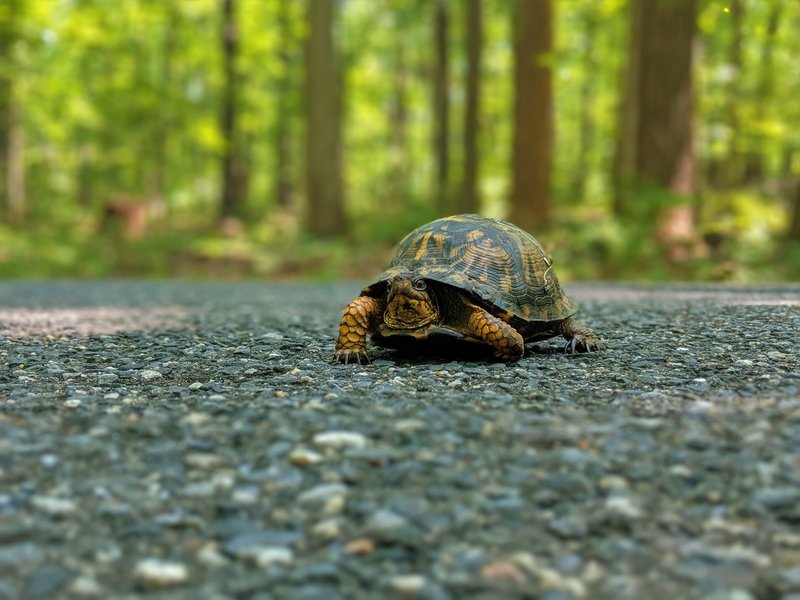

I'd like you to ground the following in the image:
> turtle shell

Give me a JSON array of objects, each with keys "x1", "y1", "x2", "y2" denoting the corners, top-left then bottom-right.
[{"x1": 364, "y1": 214, "x2": 576, "y2": 323}]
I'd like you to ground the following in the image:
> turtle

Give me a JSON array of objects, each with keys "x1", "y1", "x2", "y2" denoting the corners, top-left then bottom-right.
[{"x1": 333, "y1": 214, "x2": 599, "y2": 364}]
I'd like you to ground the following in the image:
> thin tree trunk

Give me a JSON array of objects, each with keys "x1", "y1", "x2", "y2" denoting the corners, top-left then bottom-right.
[
  {"x1": 613, "y1": 0, "x2": 643, "y2": 216},
  {"x1": 457, "y1": 0, "x2": 482, "y2": 215},
  {"x1": 274, "y1": 0, "x2": 294, "y2": 211},
  {"x1": 433, "y1": 0, "x2": 450, "y2": 214},
  {"x1": 219, "y1": 0, "x2": 244, "y2": 220},
  {"x1": 510, "y1": 0, "x2": 554, "y2": 231},
  {"x1": 571, "y1": 8, "x2": 598, "y2": 200},
  {"x1": 721, "y1": 0, "x2": 744, "y2": 188},
  {"x1": 6, "y1": 102, "x2": 24, "y2": 223},
  {"x1": 743, "y1": 1, "x2": 782, "y2": 184},
  {"x1": 790, "y1": 177, "x2": 800, "y2": 242},
  {"x1": 152, "y1": 4, "x2": 177, "y2": 200},
  {"x1": 388, "y1": 40, "x2": 409, "y2": 201},
  {"x1": 304, "y1": 0, "x2": 346, "y2": 237},
  {"x1": 0, "y1": 0, "x2": 22, "y2": 224}
]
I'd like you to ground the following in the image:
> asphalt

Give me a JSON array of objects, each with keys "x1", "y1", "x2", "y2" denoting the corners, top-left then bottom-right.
[{"x1": 0, "y1": 280, "x2": 798, "y2": 599}]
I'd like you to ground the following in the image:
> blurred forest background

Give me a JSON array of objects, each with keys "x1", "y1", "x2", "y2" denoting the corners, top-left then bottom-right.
[{"x1": 1, "y1": 0, "x2": 799, "y2": 281}]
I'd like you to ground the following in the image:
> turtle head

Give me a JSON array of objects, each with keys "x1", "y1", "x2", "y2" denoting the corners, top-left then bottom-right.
[{"x1": 383, "y1": 275, "x2": 438, "y2": 330}]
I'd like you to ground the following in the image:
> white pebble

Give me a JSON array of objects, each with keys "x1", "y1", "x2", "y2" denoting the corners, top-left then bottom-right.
[
  {"x1": 388, "y1": 574, "x2": 428, "y2": 593},
  {"x1": 312, "y1": 518, "x2": 342, "y2": 540},
  {"x1": 604, "y1": 495, "x2": 643, "y2": 519},
  {"x1": 184, "y1": 453, "x2": 225, "y2": 469},
  {"x1": 298, "y1": 483, "x2": 348, "y2": 514},
  {"x1": 312, "y1": 431, "x2": 367, "y2": 449},
  {"x1": 188, "y1": 382, "x2": 204, "y2": 390},
  {"x1": 253, "y1": 546, "x2": 294, "y2": 567},
  {"x1": 288, "y1": 447, "x2": 324, "y2": 466},
  {"x1": 64, "y1": 399, "x2": 82, "y2": 408},
  {"x1": 133, "y1": 558, "x2": 189, "y2": 586},
  {"x1": 68, "y1": 576, "x2": 104, "y2": 597},
  {"x1": 138, "y1": 369, "x2": 163, "y2": 381},
  {"x1": 31, "y1": 495, "x2": 77, "y2": 515}
]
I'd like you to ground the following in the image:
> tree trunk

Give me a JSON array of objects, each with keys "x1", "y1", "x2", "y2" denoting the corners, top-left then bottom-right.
[
  {"x1": 457, "y1": 0, "x2": 482, "y2": 216},
  {"x1": 612, "y1": 0, "x2": 643, "y2": 216},
  {"x1": 304, "y1": 0, "x2": 346, "y2": 238},
  {"x1": 433, "y1": 0, "x2": 450, "y2": 214},
  {"x1": 219, "y1": 0, "x2": 245, "y2": 220},
  {"x1": 636, "y1": 0, "x2": 696, "y2": 196},
  {"x1": 388, "y1": 40, "x2": 409, "y2": 202},
  {"x1": 720, "y1": 0, "x2": 744, "y2": 188},
  {"x1": 274, "y1": 0, "x2": 294, "y2": 211},
  {"x1": 615, "y1": 0, "x2": 698, "y2": 259},
  {"x1": 615, "y1": 0, "x2": 697, "y2": 214},
  {"x1": 790, "y1": 178, "x2": 800, "y2": 242},
  {"x1": 152, "y1": 4, "x2": 177, "y2": 201},
  {"x1": 510, "y1": 0, "x2": 554, "y2": 232},
  {"x1": 0, "y1": 0, "x2": 24, "y2": 225},
  {"x1": 571, "y1": 8, "x2": 598, "y2": 200},
  {"x1": 742, "y1": 2, "x2": 782, "y2": 185}
]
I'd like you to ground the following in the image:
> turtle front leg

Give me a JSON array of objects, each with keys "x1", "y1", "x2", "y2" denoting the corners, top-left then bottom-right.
[
  {"x1": 466, "y1": 306, "x2": 525, "y2": 361},
  {"x1": 558, "y1": 317, "x2": 600, "y2": 354},
  {"x1": 333, "y1": 296, "x2": 385, "y2": 364}
]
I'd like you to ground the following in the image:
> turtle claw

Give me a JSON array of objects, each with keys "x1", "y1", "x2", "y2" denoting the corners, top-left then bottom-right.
[
  {"x1": 333, "y1": 349, "x2": 370, "y2": 365},
  {"x1": 563, "y1": 335, "x2": 600, "y2": 354}
]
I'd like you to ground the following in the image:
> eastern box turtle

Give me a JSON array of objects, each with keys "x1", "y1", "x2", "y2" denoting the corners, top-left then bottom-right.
[{"x1": 334, "y1": 214, "x2": 599, "y2": 363}]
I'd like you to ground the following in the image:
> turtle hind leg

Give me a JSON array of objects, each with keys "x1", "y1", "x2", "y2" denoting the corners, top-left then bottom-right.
[{"x1": 558, "y1": 317, "x2": 600, "y2": 354}]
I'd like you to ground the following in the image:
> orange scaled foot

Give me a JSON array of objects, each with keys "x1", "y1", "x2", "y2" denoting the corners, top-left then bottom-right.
[
  {"x1": 467, "y1": 307, "x2": 525, "y2": 361},
  {"x1": 333, "y1": 295, "x2": 384, "y2": 364}
]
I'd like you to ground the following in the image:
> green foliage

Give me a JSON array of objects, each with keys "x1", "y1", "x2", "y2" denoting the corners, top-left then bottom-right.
[{"x1": 2, "y1": 0, "x2": 799, "y2": 281}]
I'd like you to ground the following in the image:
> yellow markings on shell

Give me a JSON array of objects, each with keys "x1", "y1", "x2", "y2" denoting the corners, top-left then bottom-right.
[{"x1": 413, "y1": 231, "x2": 432, "y2": 261}]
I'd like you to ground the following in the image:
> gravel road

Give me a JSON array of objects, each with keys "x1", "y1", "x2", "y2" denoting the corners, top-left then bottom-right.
[{"x1": 1, "y1": 281, "x2": 799, "y2": 599}]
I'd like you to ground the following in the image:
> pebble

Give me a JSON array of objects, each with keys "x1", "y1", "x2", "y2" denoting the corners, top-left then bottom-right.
[
  {"x1": 184, "y1": 452, "x2": 226, "y2": 469},
  {"x1": 297, "y1": 483, "x2": 348, "y2": 513},
  {"x1": 604, "y1": 495, "x2": 643, "y2": 519},
  {"x1": 250, "y1": 546, "x2": 294, "y2": 568},
  {"x1": 288, "y1": 447, "x2": 325, "y2": 466},
  {"x1": 30, "y1": 495, "x2": 77, "y2": 516},
  {"x1": 311, "y1": 518, "x2": 342, "y2": 540},
  {"x1": 312, "y1": 431, "x2": 368, "y2": 449},
  {"x1": 67, "y1": 576, "x2": 103, "y2": 597},
  {"x1": 138, "y1": 369, "x2": 163, "y2": 381},
  {"x1": 133, "y1": 558, "x2": 189, "y2": 586},
  {"x1": 344, "y1": 538, "x2": 375, "y2": 555},
  {"x1": 481, "y1": 561, "x2": 526, "y2": 583},
  {"x1": 0, "y1": 542, "x2": 44, "y2": 571},
  {"x1": 548, "y1": 516, "x2": 589, "y2": 539},
  {"x1": 754, "y1": 487, "x2": 800, "y2": 509},
  {"x1": 387, "y1": 574, "x2": 428, "y2": 594}
]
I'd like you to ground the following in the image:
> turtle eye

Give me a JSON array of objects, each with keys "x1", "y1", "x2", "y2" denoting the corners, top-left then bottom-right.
[{"x1": 413, "y1": 279, "x2": 427, "y2": 291}]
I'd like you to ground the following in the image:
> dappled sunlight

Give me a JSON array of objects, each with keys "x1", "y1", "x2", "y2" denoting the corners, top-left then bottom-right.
[{"x1": 0, "y1": 306, "x2": 190, "y2": 338}]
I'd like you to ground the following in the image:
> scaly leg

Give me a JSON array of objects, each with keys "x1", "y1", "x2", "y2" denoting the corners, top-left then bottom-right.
[
  {"x1": 333, "y1": 296, "x2": 385, "y2": 364},
  {"x1": 466, "y1": 306, "x2": 525, "y2": 361},
  {"x1": 558, "y1": 317, "x2": 600, "y2": 354}
]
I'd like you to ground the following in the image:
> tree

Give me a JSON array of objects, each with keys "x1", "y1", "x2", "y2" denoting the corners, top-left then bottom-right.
[
  {"x1": 0, "y1": 0, "x2": 24, "y2": 225},
  {"x1": 219, "y1": 0, "x2": 247, "y2": 221},
  {"x1": 432, "y1": 0, "x2": 450, "y2": 215},
  {"x1": 273, "y1": 0, "x2": 295, "y2": 211},
  {"x1": 510, "y1": 0, "x2": 553, "y2": 232},
  {"x1": 614, "y1": 0, "x2": 697, "y2": 220},
  {"x1": 457, "y1": 0, "x2": 482, "y2": 215},
  {"x1": 304, "y1": 0, "x2": 346, "y2": 237}
]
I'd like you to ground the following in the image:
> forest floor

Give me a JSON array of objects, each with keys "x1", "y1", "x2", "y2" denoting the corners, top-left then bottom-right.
[{"x1": 1, "y1": 281, "x2": 799, "y2": 599}]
